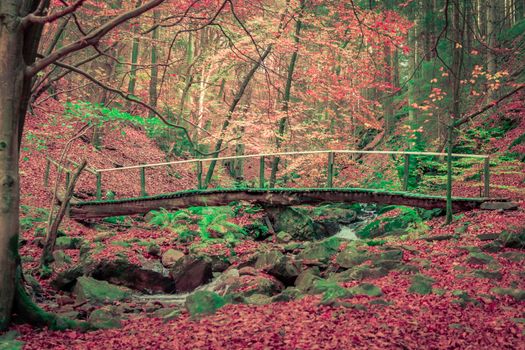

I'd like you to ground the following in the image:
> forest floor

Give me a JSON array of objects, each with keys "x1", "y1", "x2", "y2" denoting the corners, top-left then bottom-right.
[{"x1": 4, "y1": 107, "x2": 525, "y2": 349}]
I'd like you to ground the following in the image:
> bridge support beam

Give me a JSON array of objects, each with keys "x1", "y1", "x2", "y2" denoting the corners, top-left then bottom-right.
[{"x1": 68, "y1": 188, "x2": 492, "y2": 220}]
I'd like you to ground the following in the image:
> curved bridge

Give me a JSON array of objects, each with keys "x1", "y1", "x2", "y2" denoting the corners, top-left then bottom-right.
[
  {"x1": 46, "y1": 149, "x2": 505, "y2": 220},
  {"x1": 69, "y1": 188, "x2": 494, "y2": 220}
]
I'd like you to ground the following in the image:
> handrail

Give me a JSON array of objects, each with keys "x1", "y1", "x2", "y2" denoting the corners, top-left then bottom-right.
[{"x1": 96, "y1": 149, "x2": 490, "y2": 173}]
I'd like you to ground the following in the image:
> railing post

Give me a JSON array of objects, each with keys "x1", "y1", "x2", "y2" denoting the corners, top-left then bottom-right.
[
  {"x1": 197, "y1": 161, "x2": 203, "y2": 189},
  {"x1": 483, "y1": 157, "x2": 490, "y2": 198},
  {"x1": 65, "y1": 171, "x2": 71, "y2": 189},
  {"x1": 259, "y1": 156, "x2": 265, "y2": 188},
  {"x1": 44, "y1": 159, "x2": 51, "y2": 187},
  {"x1": 96, "y1": 171, "x2": 102, "y2": 200},
  {"x1": 327, "y1": 152, "x2": 334, "y2": 188},
  {"x1": 140, "y1": 166, "x2": 147, "y2": 197},
  {"x1": 403, "y1": 154, "x2": 410, "y2": 191}
]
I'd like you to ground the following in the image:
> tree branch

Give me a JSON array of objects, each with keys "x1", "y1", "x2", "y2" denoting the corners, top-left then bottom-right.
[
  {"x1": 23, "y1": 0, "x2": 85, "y2": 26},
  {"x1": 25, "y1": 0, "x2": 165, "y2": 77}
]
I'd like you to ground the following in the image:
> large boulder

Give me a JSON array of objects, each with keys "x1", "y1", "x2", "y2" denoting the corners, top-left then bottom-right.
[
  {"x1": 161, "y1": 249, "x2": 185, "y2": 268},
  {"x1": 185, "y1": 291, "x2": 226, "y2": 316},
  {"x1": 213, "y1": 269, "x2": 284, "y2": 297},
  {"x1": 269, "y1": 207, "x2": 317, "y2": 241},
  {"x1": 255, "y1": 250, "x2": 301, "y2": 285},
  {"x1": 335, "y1": 247, "x2": 370, "y2": 269},
  {"x1": 170, "y1": 255, "x2": 213, "y2": 292},
  {"x1": 498, "y1": 230, "x2": 525, "y2": 249},
  {"x1": 90, "y1": 260, "x2": 176, "y2": 294},
  {"x1": 297, "y1": 237, "x2": 341, "y2": 263},
  {"x1": 88, "y1": 307, "x2": 122, "y2": 329},
  {"x1": 294, "y1": 268, "x2": 322, "y2": 294},
  {"x1": 74, "y1": 276, "x2": 131, "y2": 304}
]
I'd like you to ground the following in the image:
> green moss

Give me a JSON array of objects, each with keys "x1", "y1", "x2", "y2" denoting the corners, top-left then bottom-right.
[
  {"x1": 408, "y1": 274, "x2": 435, "y2": 295},
  {"x1": 185, "y1": 291, "x2": 226, "y2": 316},
  {"x1": 74, "y1": 277, "x2": 130, "y2": 304},
  {"x1": 349, "y1": 283, "x2": 383, "y2": 297}
]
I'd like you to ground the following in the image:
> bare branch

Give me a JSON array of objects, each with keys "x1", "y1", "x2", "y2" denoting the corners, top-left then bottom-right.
[
  {"x1": 23, "y1": 0, "x2": 85, "y2": 26},
  {"x1": 26, "y1": 0, "x2": 166, "y2": 77}
]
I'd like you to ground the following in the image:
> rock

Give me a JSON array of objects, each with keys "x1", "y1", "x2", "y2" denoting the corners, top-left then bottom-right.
[
  {"x1": 52, "y1": 250, "x2": 72, "y2": 268},
  {"x1": 297, "y1": 237, "x2": 341, "y2": 263},
  {"x1": 213, "y1": 269, "x2": 241, "y2": 295},
  {"x1": 74, "y1": 277, "x2": 131, "y2": 304},
  {"x1": 314, "y1": 280, "x2": 353, "y2": 304},
  {"x1": 88, "y1": 307, "x2": 122, "y2": 329},
  {"x1": 269, "y1": 207, "x2": 317, "y2": 241},
  {"x1": 466, "y1": 252, "x2": 494, "y2": 265},
  {"x1": 147, "y1": 243, "x2": 161, "y2": 256},
  {"x1": 379, "y1": 248, "x2": 404, "y2": 261},
  {"x1": 349, "y1": 283, "x2": 383, "y2": 297},
  {"x1": 283, "y1": 242, "x2": 304, "y2": 252},
  {"x1": 206, "y1": 255, "x2": 231, "y2": 273},
  {"x1": 256, "y1": 250, "x2": 300, "y2": 285},
  {"x1": 51, "y1": 265, "x2": 84, "y2": 291},
  {"x1": 491, "y1": 287, "x2": 525, "y2": 301},
  {"x1": 423, "y1": 235, "x2": 455, "y2": 242},
  {"x1": 161, "y1": 249, "x2": 185, "y2": 268},
  {"x1": 271, "y1": 287, "x2": 303, "y2": 302},
  {"x1": 408, "y1": 274, "x2": 435, "y2": 295},
  {"x1": 333, "y1": 266, "x2": 388, "y2": 283},
  {"x1": 185, "y1": 291, "x2": 226, "y2": 316},
  {"x1": 55, "y1": 236, "x2": 85, "y2": 250},
  {"x1": 335, "y1": 248, "x2": 370, "y2": 269},
  {"x1": 472, "y1": 269, "x2": 502, "y2": 280},
  {"x1": 170, "y1": 255, "x2": 212, "y2": 293},
  {"x1": 481, "y1": 241, "x2": 504, "y2": 253},
  {"x1": 309, "y1": 204, "x2": 358, "y2": 224},
  {"x1": 480, "y1": 202, "x2": 518, "y2": 210},
  {"x1": 91, "y1": 260, "x2": 176, "y2": 294},
  {"x1": 498, "y1": 230, "x2": 525, "y2": 249},
  {"x1": 245, "y1": 293, "x2": 272, "y2": 305},
  {"x1": 477, "y1": 233, "x2": 500, "y2": 241},
  {"x1": 152, "y1": 307, "x2": 181, "y2": 321},
  {"x1": 499, "y1": 251, "x2": 525, "y2": 262},
  {"x1": 276, "y1": 231, "x2": 292, "y2": 244},
  {"x1": 93, "y1": 232, "x2": 116, "y2": 242},
  {"x1": 238, "y1": 266, "x2": 257, "y2": 276},
  {"x1": 294, "y1": 268, "x2": 322, "y2": 294},
  {"x1": 255, "y1": 250, "x2": 284, "y2": 270}
]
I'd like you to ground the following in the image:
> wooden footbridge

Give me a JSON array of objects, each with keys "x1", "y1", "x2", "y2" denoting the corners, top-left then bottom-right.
[{"x1": 44, "y1": 150, "x2": 503, "y2": 220}]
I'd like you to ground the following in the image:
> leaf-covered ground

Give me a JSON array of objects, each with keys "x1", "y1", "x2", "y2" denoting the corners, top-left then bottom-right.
[{"x1": 8, "y1": 100, "x2": 525, "y2": 349}]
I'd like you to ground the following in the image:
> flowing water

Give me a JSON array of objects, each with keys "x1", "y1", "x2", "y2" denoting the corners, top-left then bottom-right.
[{"x1": 334, "y1": 208, "x2": 377, "y2": 241}]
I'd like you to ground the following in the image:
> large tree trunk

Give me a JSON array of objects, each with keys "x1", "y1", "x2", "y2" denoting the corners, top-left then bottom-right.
[{"x1": 0, "y1": 16, "x2": 24, "y2": 330}]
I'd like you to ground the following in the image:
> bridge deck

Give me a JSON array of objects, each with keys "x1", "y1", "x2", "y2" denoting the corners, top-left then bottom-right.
[{"x1": 68, "y1": 187, "x2": 497, "y2": 220}]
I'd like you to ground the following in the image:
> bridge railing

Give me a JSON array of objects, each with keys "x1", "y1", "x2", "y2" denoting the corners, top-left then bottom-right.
[{"x1": 56, "y1": 150, "x2": 489, "y2": 201}]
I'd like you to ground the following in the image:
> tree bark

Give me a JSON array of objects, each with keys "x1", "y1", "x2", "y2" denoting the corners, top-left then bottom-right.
[{"x1": 148, "y1": 9, "x2": 160, "y2": 117}]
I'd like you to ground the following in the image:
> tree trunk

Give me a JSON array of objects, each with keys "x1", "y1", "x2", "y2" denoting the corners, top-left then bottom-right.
[
  {"x1": 148, "y1": 9, "x2": 160, "y2": 117},
  {"x1": 126, "y1": 0, "x2": 143, "y2": 104}
]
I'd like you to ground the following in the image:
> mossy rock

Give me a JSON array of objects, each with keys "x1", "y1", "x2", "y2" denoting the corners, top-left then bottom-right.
[
  {"x1": 152, "y1": 307, "x2": 181, "y2": 322},
  {"x1": 481, "y1": 241, "x2": 504, "y2": 253},
  {"x1": 52, "y1": 250, "x2": 72, "y2": 267},
  {"x1": 491, "y1": 287, "x2": 525, "y2": 301},
  {"x1": 466, "y1": 252, "x2": 494, "y2": 265},
  {"x1": 271, "y1": 287, "x2": 304, "y2": 302},
  {"x1": 297, "y1": 237, "x2": 341, "y2": 263},
  {"x1": 349, "y1": 283, "x2": 382, "y2": 297},
  {"x1": 408, "y1": 274, "x2": 435, "y2": 295},
  {"x1": 245, "y1": 293, "x2": 272, "y2": 305},
  {"x1": 335, "y1": 248, "x2": 370, "y2": 269},
  {"x1": 499, "y1": 251, "x2": 525, "y2": 262},
  {"x1": 88, "y1": 307, "x2": 122, "y2": 329},
  {"x1": 55, "y1": 236, "x2": 85, "y2": 250},
  {"x1": 472, "y1": 269, "x2": 502, "y2": 280},
  {"x1": 271, "y1": 207, "x2": 317, "y2": 241},
  {"x1": 276, "y1": 231, "x2": 293, "y2": 244},
  {"x1": 314, "y1": 280, "x2": 353, "y2": 304},
  {"x1": 332, "y1": 266, "x2": 388, "y2": 282},
  {"x1": 0, "y1": 331, "x2": 23, "y2": 350},
  {"x1": 499, "y1": 230, "x2": 525, "y2": 249},
  {"x1": 185, "y1": 291, "x2": 226, "y2": 316},
  {"x1": 294, "y1": 268, "x2": 322, "y2": 293},
  {"x1": 357, "y1": 207, "x2": 421, "y2": 239},
  {"x1": 74, "y1": 276, "x2": 131, "y2": 304}
]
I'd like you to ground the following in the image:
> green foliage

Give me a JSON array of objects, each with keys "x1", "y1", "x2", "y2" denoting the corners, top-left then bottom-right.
[
  {"x1": 148, "y1": 206, "x2": 245, "y2": 243},
  {"x1": 63, "y1": 101, "x2": 195, "y2": 156},
  {"x1": 20, "y1": 206, "x2": 49, "y2": 232}
]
